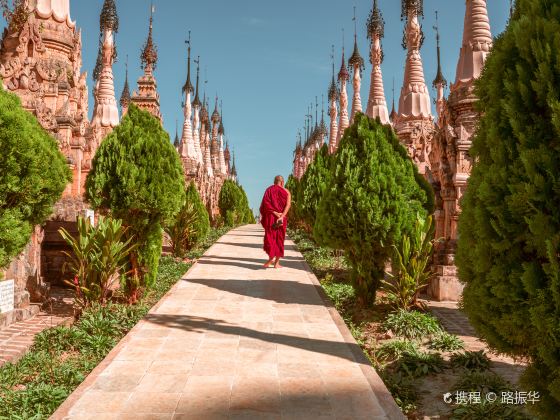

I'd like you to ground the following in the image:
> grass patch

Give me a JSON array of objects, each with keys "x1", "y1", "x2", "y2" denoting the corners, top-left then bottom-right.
[
  {"x1": 428, "y1": 332, "x2": 465, "y2": 352},
  {"x1": 383, "y1": 309, "x2": 442, "y2": 340},
  {"x1": 0, "y1": 227, "x2": 228, "y2": 420},
  {"x1": 450, "y1": 350, "x2": 491, "y2": 372},
  {"x1": 375, "y1": 340, "x2": 420, "y2": 363}
]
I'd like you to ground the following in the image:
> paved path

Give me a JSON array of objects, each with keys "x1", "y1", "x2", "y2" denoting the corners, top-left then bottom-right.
[
  {"x1": 1, "y1": 289, "x2": 74, "y2": 367},
  {"x1": 53, "y1": 225, "x2": 402, "y2": 420},
  {"x1": 427, "y1": 300, "x2": 526, "y2": 385}
]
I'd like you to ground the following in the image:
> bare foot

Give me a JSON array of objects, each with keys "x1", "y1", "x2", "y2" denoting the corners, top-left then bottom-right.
[
  {"x1": 274, "y1": 260, "x2": 282, "y2": 269},
  {"x1": 263, "y1": 259, "x2": 274, "y2": 268}
]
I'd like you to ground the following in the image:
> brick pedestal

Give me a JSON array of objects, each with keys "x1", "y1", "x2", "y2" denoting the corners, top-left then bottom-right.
[{"x1": 428, "y1": 264, "x2": 464, "y2": 301}]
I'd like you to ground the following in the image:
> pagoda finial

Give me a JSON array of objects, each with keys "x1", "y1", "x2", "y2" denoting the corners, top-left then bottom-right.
[
  {"x1": 182, "y1": 31, "x2": 194, "y2": 96},
  {"x1": 392, "y1": 78, "x2": 395, "y2": 113},
  {"x1": 396, "y1": 0, "x2": 431, "y2": 119},
  {"x1": 141, "y1": 2, "x2": 158, "y2": 71},
  {"x1": 401, "y1": 0, "x2": 424, "y2": 20},
  {"x1": 212, "y1": 95, "x2": 220, "y2": 123},
  {"x1": 328, "y1": 44, "x2": 338, "y2": 101},
  {"x1": 432, "y1": 11, "x2": 447, "y2": 89},
  {"x1": 120, "y1": 55, "x2": 131, "y2": 109},
  {"x1": 389, "y1": 77, "x2": 397, "y2": 122},
  {"x1": 92, "y1": 0, "x2": 120, "y2": 129},
  {"x1": 365, "y1": 0, "x2": 389, "y2": 123},
  {"x1": 219, "y1": 101, "x2": 225, "y2": 135},
  {"x1": 336, "y1": 28, "x2": 350, "y2": 144},
  {"x1": 349, "y1": 6, "x2": 364, "y2": 70},
  {"x1": 338, "y1": 29, "x2": 349, "y2": 81},
  {"x1": 315, "y1": 96, "x2": 319, "y2": 128},
  {"x1": 192, "y1": 56, "x2": 201, "y2": 107},
  {"x1": 454, "y1": 0, "x2": 492, "y2": 86},
  {"x1": 100, "y1": 0, "x2": 119, "y2": 33},
  {"x1": 367, "y1": 0, "x2": 385, "y2": 40},
  {"x1": 174, "y1": 119, "x2": 180, "y2": 148},
  {"x1": 94, "y1": 0, "x2": 119, "y2": 82}
]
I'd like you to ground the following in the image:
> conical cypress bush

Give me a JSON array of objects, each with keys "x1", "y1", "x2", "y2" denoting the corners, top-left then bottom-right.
[
  {"x1": 315, "y1": 113, "x2": 430, "y2": 305},
  {"x1": 456, "y1": 1, "x2": 560, "y2": 415},
  {"x1": 86, "y1": 104, "x2": 185, "y2": 302},
  {"x1": 0, "y1": 86, "x2": 71, "y2": 269}
]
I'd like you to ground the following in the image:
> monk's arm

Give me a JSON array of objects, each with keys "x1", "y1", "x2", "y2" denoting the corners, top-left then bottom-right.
[{"x1": 280, "y1": 190, "x2": 292, "y2": 219}]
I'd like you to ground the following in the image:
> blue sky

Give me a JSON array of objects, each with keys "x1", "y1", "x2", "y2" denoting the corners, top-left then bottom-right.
[{"x1": 4, "y1": 1, "x2": 510, "y2": 210}]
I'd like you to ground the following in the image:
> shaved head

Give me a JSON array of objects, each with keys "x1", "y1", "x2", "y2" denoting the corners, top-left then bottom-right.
[{"x1": 274, "y1": 175, "x2": 284, "y2": 186}]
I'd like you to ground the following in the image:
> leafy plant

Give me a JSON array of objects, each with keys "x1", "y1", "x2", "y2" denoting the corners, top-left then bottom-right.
[
  {"x1": 86, "y1": 104, "x2": 185, "y2": 303},
  {"x1": 165, "y1": 202, "x2": 200, "y2": 258},
  {"x1": 375, "y1": 340, "x2": 419, "y2": 363},
  {"x1": 452, "y1": 370, "x2": 511, "y2": 394},
  {"x1": 396, "y1": 350, "x2": 446, "y2": 378},
  {"x1": 165, "y1": 182, "x2": 210, "y2": 258},
  {"x1": 429, "y1": 332, "x2": 465, "y2": 352},
  {"x1": 321, "y1": 276, "x2": 356, "y2": 310},
  {"x1": 450, "y1": 350, "x2": 491, "y2": 371},
  {"x1": 383, "y1": 309, "x2": 442, "y2": 340},
  {"x1": 380, "y1": 371, "x2": 418, "y2": 414},
  {"x1": 451, "y1": 401, "x2": 528, "y2": 420},
  {"x1": 382, "y1": 214, "x2": 436, "y2": 310},
  {"x1": 314, "y1": 114, "x2": 432, "y2": 305},
  {"x1": 59, "y1": 216, "x2": 137, "y2": 308},
  {"x1": 0, "y1": 86, "x2": 71, "y2": 270}
]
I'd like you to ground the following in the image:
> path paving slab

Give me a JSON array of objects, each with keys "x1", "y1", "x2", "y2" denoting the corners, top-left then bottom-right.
[{"x1": 52, "y1": 225, "x2": 403, "y2": 420}]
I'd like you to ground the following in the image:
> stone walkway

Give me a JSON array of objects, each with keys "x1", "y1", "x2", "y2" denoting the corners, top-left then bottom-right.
[
  {"x1": 426, "y1": 300, "x2": 526, "y2": 385},
  {"x1": 0, "y1": 289, "x2": 74, "y2": 367},
  {"x1": 0, "y1": 312, "x2": 69, "y2": 366},
  {"x1": 53, "y1": 225, "x2": 403, "y2": 420}
]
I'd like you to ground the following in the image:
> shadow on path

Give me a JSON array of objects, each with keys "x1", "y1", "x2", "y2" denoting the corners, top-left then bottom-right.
[
  {"x1": 144, "y1": 313, "x2": 363, "y2": 365},
  {"x1": 198, "y1": 255, "x2": 304, "y2": 271},
  {"x1": 185, "y1": 277, "x2": 325, "y2": 305},
  {"x1": 217, "y1": 241, "x2": 298, "y2": 252}
]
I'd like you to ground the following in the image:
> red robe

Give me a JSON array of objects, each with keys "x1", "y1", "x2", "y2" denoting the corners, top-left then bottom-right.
[{"x1": 260, "y1": 185, "x2": 288, "y2": 258}]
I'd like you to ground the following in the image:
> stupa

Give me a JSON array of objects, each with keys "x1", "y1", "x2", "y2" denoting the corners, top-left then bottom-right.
[{"x1": 428, "y1": 0, "x2": 493, "y2": 301}]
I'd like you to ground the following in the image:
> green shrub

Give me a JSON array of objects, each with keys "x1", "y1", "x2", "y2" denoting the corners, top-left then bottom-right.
[
  {"x1": 321, "y1": 277, "x2": 356, "y2": 310},
  {"x1": 60, "y1": 216, "x2": 136, "y2": 308},
  {"x1": 455, "y1": 0, "x2": 560, "y2": 415},
  {"x1": 219, "y1": 180, "x2": 253, "y2": 226},
  {"x1": 285, "y1": 175, "x2": 304, "y2": 227},
  {"x1": 237, "y1": 185, "x2": 255, "y2": 224},
  {"x1": 450, "y1": 350, "x2": 491, "y2": 371},
  {"x1": 451, "y1": 401, "x2": 528, "y2": 420},
  {"x1": 428, "y1": 332, "x2": 465, "y2": 352},
  {"x1": 383, "y1": 309, "x2": 442, "y2": 340},
  {"x1": 165, "y1": 182, "x2": 210, "y2": 257},
  {"x1": 85, "y1": 104, "x2": 185, "y2": 303},
  {"x1": 395, "y1": 350, "x2": 445, "y2": 378},
  {"x1": 380, "y1": 372, "x2": 418, "y2": 414},
  {"x1": 299, "y1": 144, "x2": 332, "y2": 227},
  {"x1": 375, "y1": 340, "x2": 420, "y2": 363},
  {"x1": 165, "y1": 201, "x2": 204, "y2": 258},
  {"x1": 0, "y1": 86, "x2": 71, "y2": 269},
  {"x1": 314, "y1": 114, "x2": 431, "y2": 305},
  {"x1": 452, "y1": 370, "x2": 511, "y2": 394}
]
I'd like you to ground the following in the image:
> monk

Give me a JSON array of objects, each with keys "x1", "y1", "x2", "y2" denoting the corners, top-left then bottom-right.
[{"x1": 260, "y1": 175, "x2": 291, "y2": 268}]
